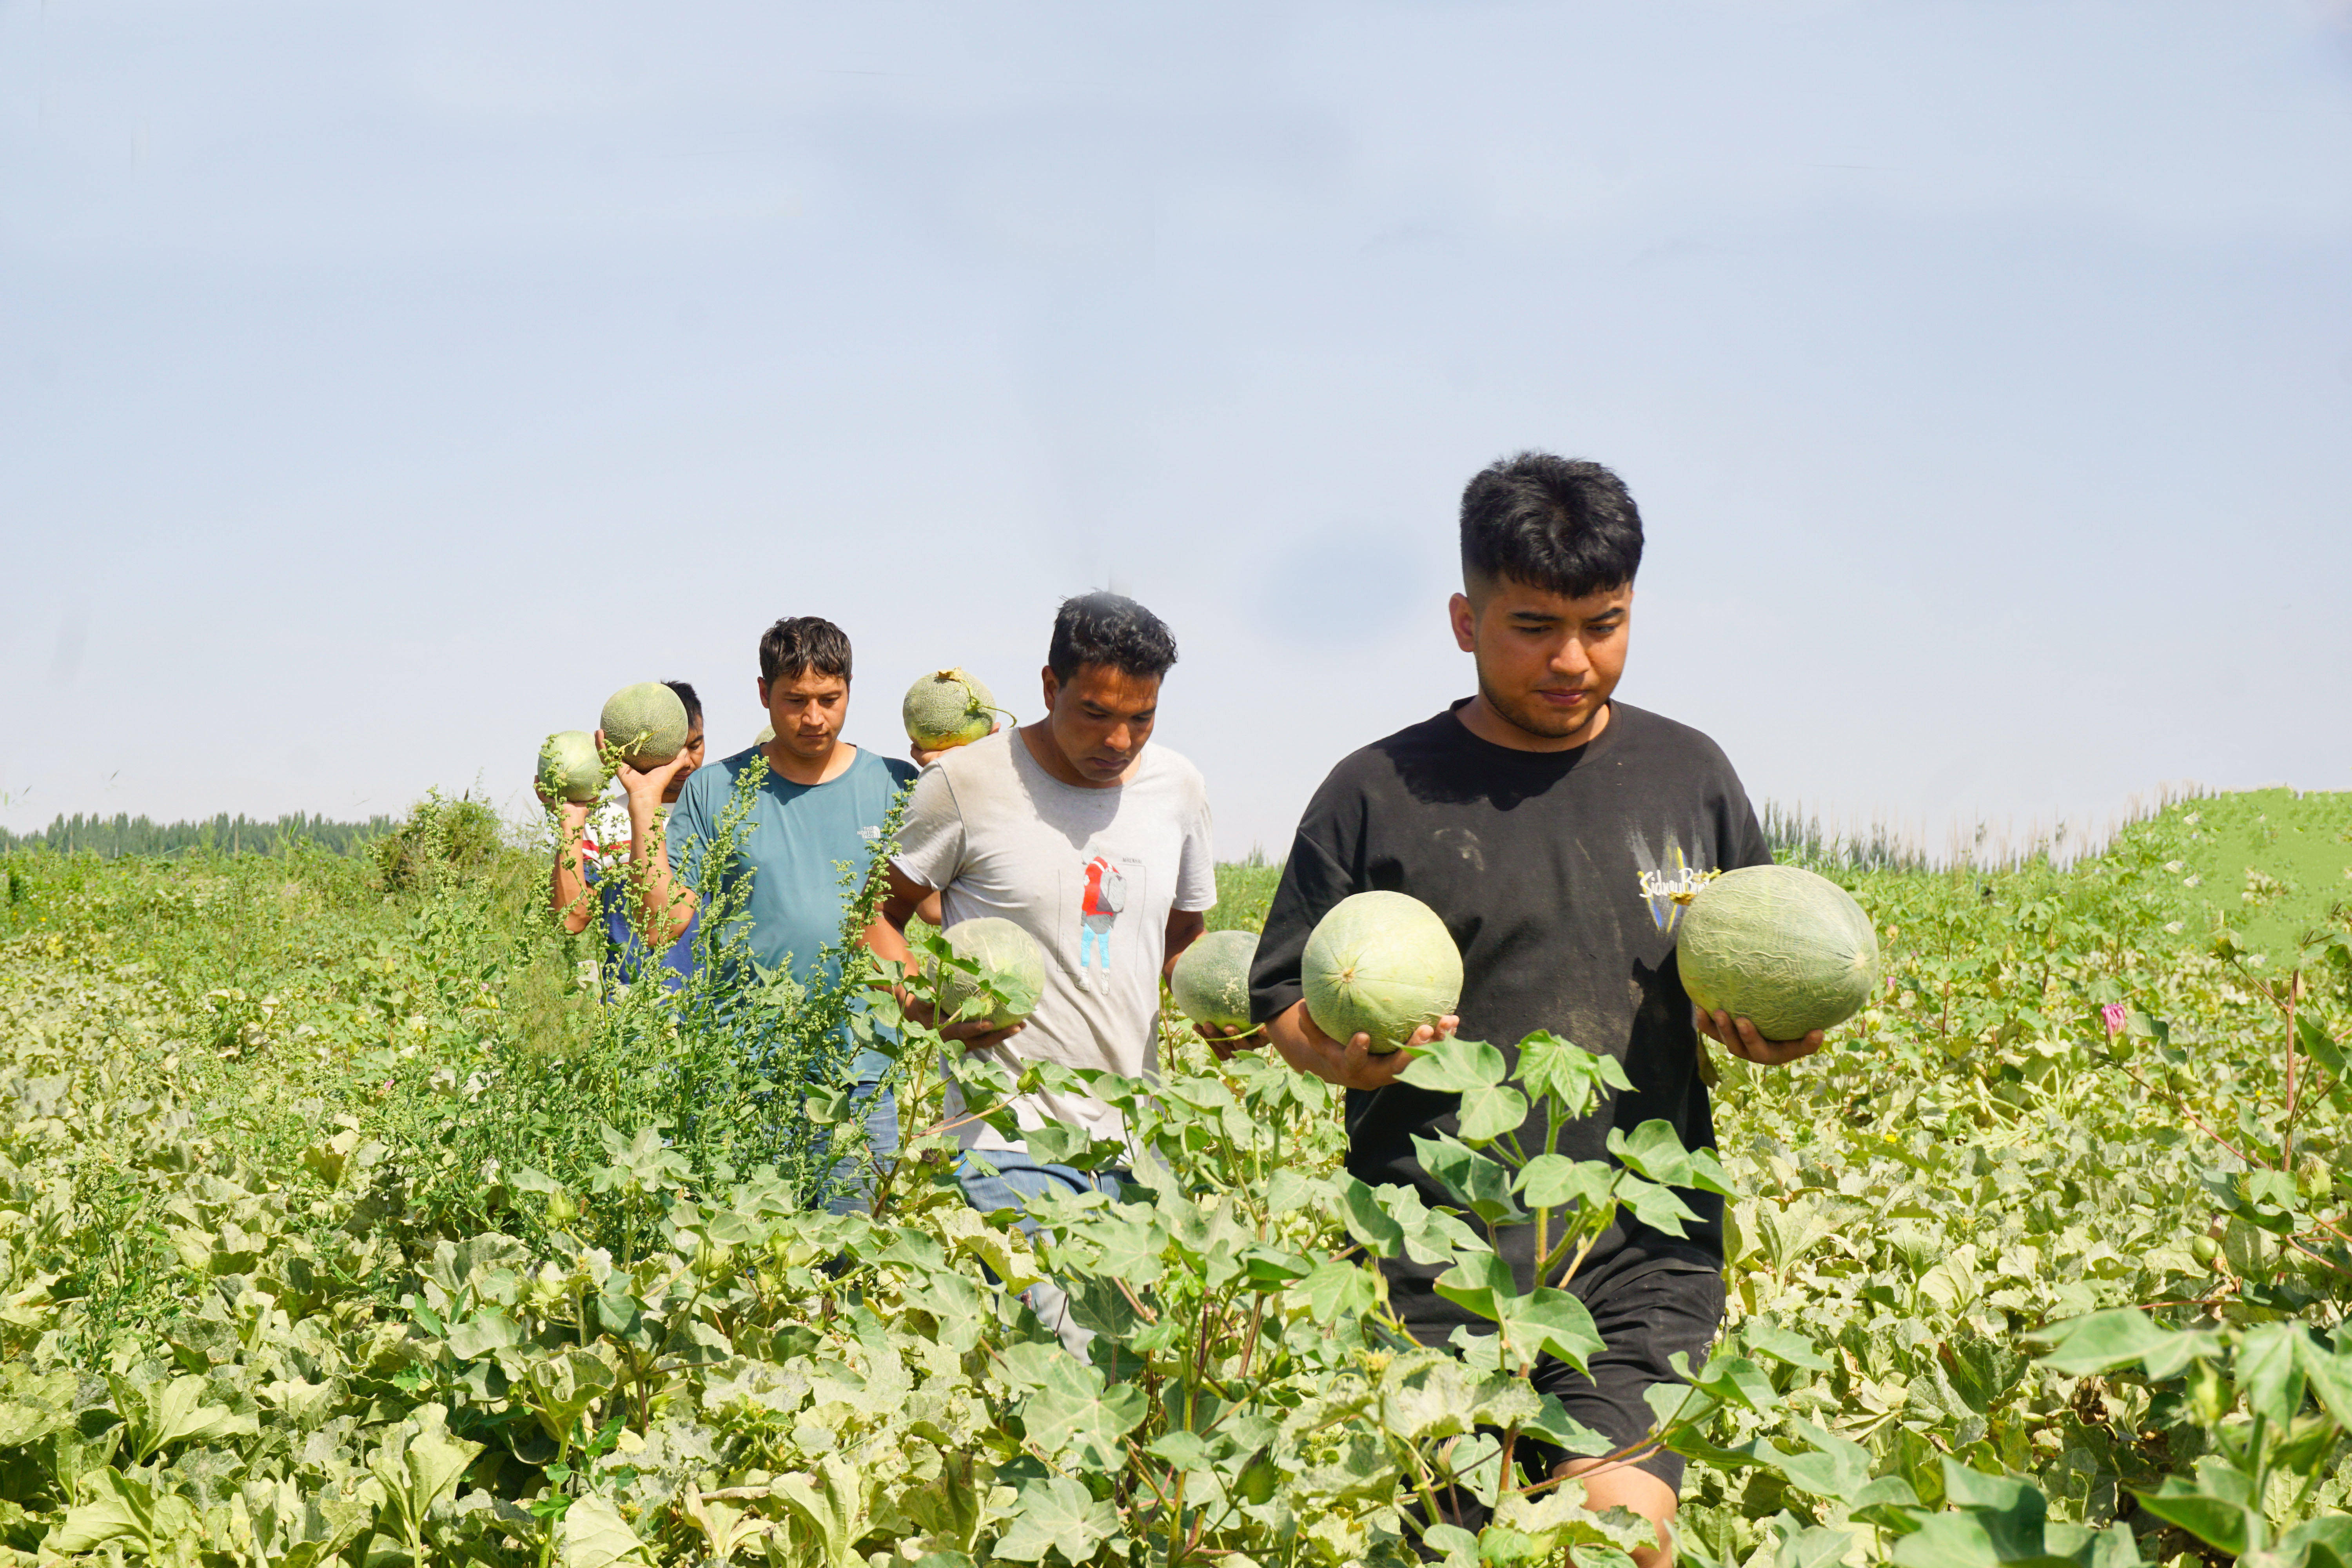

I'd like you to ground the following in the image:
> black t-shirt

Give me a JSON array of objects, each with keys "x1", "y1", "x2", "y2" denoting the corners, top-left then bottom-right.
[{"x1": 1250, "y1": 699, "x2": 1771, "y2": 1335}]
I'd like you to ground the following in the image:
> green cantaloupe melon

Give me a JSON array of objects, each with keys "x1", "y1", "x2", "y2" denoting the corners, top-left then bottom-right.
[
  {"x1": 1303, "y1": 891, "x2": 1463, "y2": 1054},
  {"x1": 601, "y1": 682, "x2": 690, "y2": 768},
  {"x1": 753, "y1": 723, "x2": 775, "y2": 746},
  {"x1": 933, "y1": 916, "x2": 1046, "y2": 1029},
  {"x1": 904, "y1": 668, "x2": 1000, "y2": 751},
  {"x1": 1676, "y1": 864, "x2": 1880, "y2": 1041},
  {"x1": 1172, "y1": 929, "x2": 1259, "y2": 1032},
  {"x1": 537, "y1": 731, "x2": 605, "y2": 804}
]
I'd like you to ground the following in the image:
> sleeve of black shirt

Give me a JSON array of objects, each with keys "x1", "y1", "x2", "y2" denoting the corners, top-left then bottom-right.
[
  {"x1": 1721, "y1": 762, "x2": 1773, "y2": 873},
  {"x1": 1249, "y1": 769, "x2": 1364, "y2": 1027}
]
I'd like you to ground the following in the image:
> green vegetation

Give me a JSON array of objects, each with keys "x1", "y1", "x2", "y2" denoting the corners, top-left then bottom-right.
[
  {"x1": 0, "y1": 793, "x2": 2345, "y2": 1565},
  {"x1": 2156, "y1": 790, "x2": 2352, "y2": 963}
]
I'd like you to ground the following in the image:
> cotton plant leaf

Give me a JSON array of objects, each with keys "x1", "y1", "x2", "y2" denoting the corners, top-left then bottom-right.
[
  {"x1": 988, "y1": 1475, "x2": 1118, "y2": 1564},
  {"x1": 561, "y1": 1494, "x2": 652, "y2": 1568}
]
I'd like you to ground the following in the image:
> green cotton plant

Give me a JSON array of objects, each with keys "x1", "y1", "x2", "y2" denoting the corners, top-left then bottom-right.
[
  {"x1": 905, "y1": 1031, "x2": 1790, "y2": 1564},
  {"x1": 5, "y1": 793, "x2": 2352, "y2": 1566}
]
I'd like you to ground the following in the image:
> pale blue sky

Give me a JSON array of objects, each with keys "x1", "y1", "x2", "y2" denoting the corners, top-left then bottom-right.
[{"x1": 5, "y1": 2, "x2": 2349, "y2": 860}]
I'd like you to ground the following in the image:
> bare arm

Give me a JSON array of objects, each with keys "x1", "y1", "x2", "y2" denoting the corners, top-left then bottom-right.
[
  {"x1": 609, "y1": 731, "x2": 699, "y2": 945},
  {"x1": 547, "y1": 798, "x2": 596, "y2": 935},
  {"x1": 1161, "y1": 908, "x2": 1207, "y2": 980},
  {"x1": 1264, "y1": 998, "x2": 1456, "y2": 1092}
]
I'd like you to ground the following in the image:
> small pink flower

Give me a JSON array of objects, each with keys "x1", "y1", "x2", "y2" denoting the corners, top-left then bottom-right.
[{"x1": 2100, "y1": 1002, "x2": 2127, "y2": 1036}]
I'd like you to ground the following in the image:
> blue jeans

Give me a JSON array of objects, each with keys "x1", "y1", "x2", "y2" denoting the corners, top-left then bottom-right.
[
  {"x1": 956, "y1": 1148, "x2": 1129, "y2": 1355},
  {"x1": 821, "y1": 1080, "x2": 902, "y2": 1216}
]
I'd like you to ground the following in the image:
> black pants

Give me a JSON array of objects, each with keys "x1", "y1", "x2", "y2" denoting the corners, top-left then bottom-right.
[{"x1": 1406, "y1": 1249, "x2": 1725, "y2": 1540}]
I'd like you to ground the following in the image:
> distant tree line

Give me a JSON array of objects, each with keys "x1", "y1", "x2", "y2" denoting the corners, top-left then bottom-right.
[{"x1": 0, "y1": 811, "x2": 398, "y2": 859}]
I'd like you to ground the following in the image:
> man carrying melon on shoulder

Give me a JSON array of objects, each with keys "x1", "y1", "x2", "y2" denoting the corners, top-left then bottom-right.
[
  {"x1": 1246, "y1": 452, "x2": 1824, "y2": 1564},
  {"x1": 619, "y1": 616, "x2": 951, "y2": 1213},
  {"x1": 873, "y1": 593, "x2": 1220, "y2": 1358}
]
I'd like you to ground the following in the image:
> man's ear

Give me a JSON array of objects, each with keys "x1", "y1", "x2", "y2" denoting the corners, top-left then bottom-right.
[
  {"x1": 1448, "y1": 593, "x2": 1477, "y2": 654},
  {"x1": 1039, "y1": 666, "x2": 1060, "y2": 712},
  {"x1": 755, "y1": 678, "x2": 771, "y2": 709}
]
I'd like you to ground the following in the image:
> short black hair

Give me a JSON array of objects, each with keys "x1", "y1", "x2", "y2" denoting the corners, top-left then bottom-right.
[
  {"x1": 660, "y1": 680, "x2": 703, "y2": 725},
  {"x1": 1460, "y1": 451, "x2": 1644, "y2": 599},
  {"x1": 1048, "y1": 593, "x2": 1178, "y2": 683},
  {"x1": 759, "y1": 617, "x2": 853, "y2": 687}
]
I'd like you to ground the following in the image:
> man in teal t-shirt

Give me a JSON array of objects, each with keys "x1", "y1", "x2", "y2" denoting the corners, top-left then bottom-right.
[{"x1": 613, "y1": 616, "x2": 918, "y2": 1208}]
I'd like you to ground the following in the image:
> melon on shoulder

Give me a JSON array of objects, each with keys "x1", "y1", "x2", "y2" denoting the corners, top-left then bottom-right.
[
  {"x1": 1172, "y1": 929, "x2": 1258, "y2": 1033},
  {"x1": 537, "y1": 731, "x2": 605, "y2": 804},
  {"x1": 933, "y1": 917, "x2": 1046, "y2": 1029},
  {"x1": 601, "y1": 682, "x2": 690, "y2": 768},
  {"x1": 1303, "y1": 891, "x2": 1462, "y2": 1054},
  {"x1": 1676, "y1": 864, "x2": 1879, "y2": 1041},
  {"x1": 904, "y1": 668, "x2": 1000, "y2": 752}
]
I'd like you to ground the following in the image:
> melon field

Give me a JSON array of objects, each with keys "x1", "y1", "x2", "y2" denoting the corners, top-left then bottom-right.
[{"x1": 0, "y1": 789, "x2": 2348, "y2": 1567}]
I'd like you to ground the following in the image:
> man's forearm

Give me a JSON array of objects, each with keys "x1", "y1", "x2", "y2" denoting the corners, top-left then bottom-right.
[
  {"x1": 626, "y1": 802, "x2": 695, "y2": 943},
  {"x1": 551, "y1": 831, "x2": 593, "y2": 933},
  {"x1": 1263, "y1": 999, "x2": 1329, "y2": 1081}
]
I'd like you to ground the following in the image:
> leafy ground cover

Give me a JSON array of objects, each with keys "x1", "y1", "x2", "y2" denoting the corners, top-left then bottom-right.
[
  {"x1": 0, "y1": 792, "x2": 2346, "y2": 1567},
  {"x1": 2151, "y1": 791, "x2": 2352, "y2": 963}
]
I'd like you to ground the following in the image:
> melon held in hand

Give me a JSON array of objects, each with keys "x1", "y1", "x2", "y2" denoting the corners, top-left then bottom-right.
[
  {"x1": 1172, "y1": 929, "x2": 1259, "y2": 1033},
  {"x1": 537, "y1": 731, "x2": 605, "y2": 804},
  {"x1": 904, "y1": 668, "x2": 1000, "y2": 752},
  {"x1": 600, "y1": 682, "x2": 691, "y2": 768},
  {"x1": 1303, "y1": 891, "x2": 1463, "y2": 1054},
  {"x1": 1676, "y1": 864, "x2": 1880, "y2": 1042},
  {"x1": 932, "y1": 917, "x2": 1046, "y2": 1030}
]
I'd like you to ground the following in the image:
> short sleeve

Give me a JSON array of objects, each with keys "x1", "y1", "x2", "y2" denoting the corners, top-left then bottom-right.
[
  {"x1": 891, "y1": 765, "x2": 967, "y2": 891},
  {"x1": 1174, "y1": 784, "x2": 1218, "y2": 914},
  {"x1": 665, "y1": 767, "x2": 717, "y2": 883},
  {"x1": 1248, "y1": 769, "x2": 1366, "y2": 1027}
]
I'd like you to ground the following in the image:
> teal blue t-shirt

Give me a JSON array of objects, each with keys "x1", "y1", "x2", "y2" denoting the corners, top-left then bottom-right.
[{"x1": 665, "y1": 744, "x2": 918, "y2": 1078}]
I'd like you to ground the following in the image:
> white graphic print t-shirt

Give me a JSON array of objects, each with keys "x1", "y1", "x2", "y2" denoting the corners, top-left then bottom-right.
[{"x1": 892, "y1": 728, "x2": 1218, "y2": 1155}]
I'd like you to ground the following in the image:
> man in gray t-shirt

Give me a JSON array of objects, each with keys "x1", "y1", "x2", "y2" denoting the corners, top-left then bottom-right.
[{"x1": 880, "y1": 593, "x2": 1217, "y2": 1352}]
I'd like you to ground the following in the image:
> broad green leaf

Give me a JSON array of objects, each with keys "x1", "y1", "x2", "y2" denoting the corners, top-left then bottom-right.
[
  {"x1": 2234, "y1": 1323, "x2": 2305, "y2": 1424},
  {"x1": 1740, "y1": 1323, "x2": 1831, "y2": 1371},
  {"x1": 1515, "y1": 1032, "x2": 1632, "y2": 1119},
  {"x1": 1497, "y1": 1287, "x2": 1604, "y2": 1376},
  {"x1": 1398, "y1": 1036, "x2": 1510, "y2": 1094},
  {"x1": 2294, "y1": 1330, "x2": 2352, "y2": 1424},
  {"x1": 2132, "y1": 1462, "x2": 2255, "y2": 1557},
  {"x1": 1291, "y1": 1258, "x2": 1379, "y2": 1322},
  {"x1": 367, "y1": 1402, "x2": 485, "y2": 1550},
  {"x1": 1608, "y1": 1120, "x2": 1737, "y2": 1196},
  {"x1": 1432, "y1": 1250, "x2": 1521, "y2": 1324},
  {"x1": 45, "y1": 1466, "x2": 192, "y2": 1557},
  {"x1": 1517, "y1": 1154, "x2": 1616, "y2": 1211},
  {"x1": 1414, "y1": 1133, "x2": 1525, "y2": 1225},
  {"x1": 1020, "y1": 1368, "x2": 1147, "y2": 1471},
  {"x1": 1616, "y1": 1173, "x2": 1702, "y2": 1238},
  {"x1": 2027, "y1": 1310, "x2": 2212, "y2": 1378},
  {"x1": 561, "y1": 1495, "x2": 651, "y2": 1568},
  {"x1": 110, "y1": 1370, "x2": 255, "y2": 1464},
  {"x1": 773, "y1": 1455, "x2": 867, "y2": 1568},
  {"x1": 1457, "y1": 1082, "x2": 1531, "y2": 1142},
  {"x1": 990, "y1": 1475, "x2": 1118, "y2": 1564},
  {"x1": 1378, "y1": 1353, "x2": 1479, "y2": 1442}
]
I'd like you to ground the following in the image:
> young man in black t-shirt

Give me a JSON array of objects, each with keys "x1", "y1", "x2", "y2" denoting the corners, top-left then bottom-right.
[{"x1": 1246, "y1": 452, "x2": 1824, "y2": 1563}]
